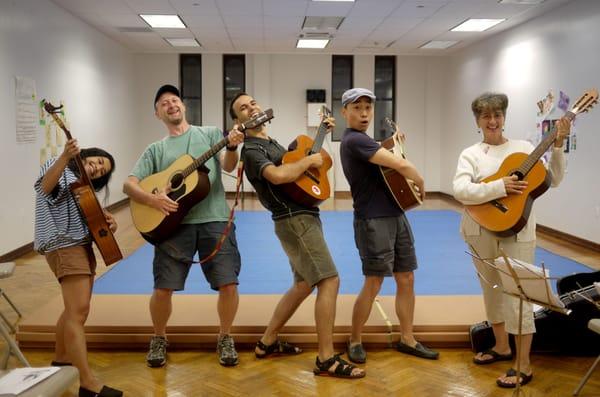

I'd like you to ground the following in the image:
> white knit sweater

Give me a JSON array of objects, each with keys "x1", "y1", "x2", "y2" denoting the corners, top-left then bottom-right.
[{"x1": 453, "y1": 139, "x2": 565, "y2": 242}]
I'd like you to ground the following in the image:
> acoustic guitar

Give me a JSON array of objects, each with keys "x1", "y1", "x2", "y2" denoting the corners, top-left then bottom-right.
[
  {"x1": 281, "y1": 106, "x2": 333, "y2": 207},
  {"x1": 466, "y1": 89, "x2": 598, "y2": 236},
  {"x1": 379, "y1": 118, "x2": 422, "y2": 211},
  {"x1": 42, "y1": 101, "x2": 123, "y2": 266},
  {"x1": 131, "y1": 109, "x2": 274, "y2": 243}
]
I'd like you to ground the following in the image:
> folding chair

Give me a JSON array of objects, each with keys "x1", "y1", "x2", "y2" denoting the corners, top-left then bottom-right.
[
  {"x1": 573, "y1": 319, "x2": 600, "y2": 396},
  {"x1": 0, "y1": 262, "x2": 22, "y2": 333},
  {"x1": 0, "y1": 317, "x2": 29, "y2": 369}
]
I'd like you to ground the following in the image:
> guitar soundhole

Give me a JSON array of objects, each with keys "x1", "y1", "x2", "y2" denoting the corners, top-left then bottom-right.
[
  {"x1": 170, "y1": 172, "x2": 185, "y2": 190},
  {"x1": 511, "y1": 170, "x2": 525, "y2": 180}
]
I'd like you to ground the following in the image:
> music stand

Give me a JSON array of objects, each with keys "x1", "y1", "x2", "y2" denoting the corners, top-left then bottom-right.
[{"x1": 467, "y1": 246, "x2": 570, "y2": 396}]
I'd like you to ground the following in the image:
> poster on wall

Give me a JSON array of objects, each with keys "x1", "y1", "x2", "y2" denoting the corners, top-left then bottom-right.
[
  {"x1": 532, "y1": 90, "x2": 574, "y2": 170},
  {"x1": 38, "y1": 100, "x2": 67, "y2": 166},
  {"x1": 15, "y1": 76, "x2": 38, "y2": 144}
]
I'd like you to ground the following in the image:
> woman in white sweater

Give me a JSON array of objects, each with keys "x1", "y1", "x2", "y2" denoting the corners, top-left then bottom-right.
[{"x1": 453, "y1": 92, "x2": 570, "y2": 388}]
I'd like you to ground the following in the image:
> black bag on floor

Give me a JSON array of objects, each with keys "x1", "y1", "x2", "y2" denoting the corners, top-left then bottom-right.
[{"x1": 469, "y1": 321, "x2": 495, "y2": 353}]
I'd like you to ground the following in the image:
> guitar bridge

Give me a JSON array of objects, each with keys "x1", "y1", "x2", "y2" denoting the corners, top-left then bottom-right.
[
  {"x1": 490, "y1": 199, "x2": 508, "y2": 213},
  {"x1": 303, "y1": 170, "x2": 319, "y2": 184}
]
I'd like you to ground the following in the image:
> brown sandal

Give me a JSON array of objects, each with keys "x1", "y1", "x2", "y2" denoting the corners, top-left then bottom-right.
[{"x1": 313, "y1": 354, "x2": 365, "y2": 379}]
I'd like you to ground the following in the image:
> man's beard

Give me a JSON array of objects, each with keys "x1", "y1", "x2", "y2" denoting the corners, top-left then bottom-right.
[{"x1": 168, "y1": 115, "x2": 183, "y2": 125}]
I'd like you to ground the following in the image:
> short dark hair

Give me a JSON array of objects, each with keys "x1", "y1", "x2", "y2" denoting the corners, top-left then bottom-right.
[
  {"x1": 229, "y1": 92, "x2": 249, "y2": 120},
  {"x1": 471, "y1": 92, "x2": 508, "y2": 118}
]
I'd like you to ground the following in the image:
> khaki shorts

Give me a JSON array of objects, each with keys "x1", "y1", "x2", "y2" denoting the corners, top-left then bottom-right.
[
  {"x1": 274, "y1": 214, "x2": 338, "y2": 287},
  {"x1": 45, "y1": 244, "x2": 97, "y2": 281},
  {"x1": 464, "y1": 227, "x2": 536, "y2": 335}
]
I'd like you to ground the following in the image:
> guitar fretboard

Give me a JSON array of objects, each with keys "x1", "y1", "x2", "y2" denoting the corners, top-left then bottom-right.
[
  {"x1": 310, "y1": 110, "x2": 331, "y2": 154},
  {"x1": 181, "y1": 138, "x2": 230, "y2": 178},
  {"x1": 517, "y1": 111, "x2": 575, "y2": 177}
]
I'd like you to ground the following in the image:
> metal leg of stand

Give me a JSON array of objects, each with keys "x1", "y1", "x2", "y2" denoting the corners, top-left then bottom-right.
[
  {"x1": 0, "y1": 319, "x2": 29, "y2": 368},
  {"x1": 573, "y1": 354, "x2": 600, "y2": 396},
  {"x1": 0, "y1": 310, "x2": 15, "y2": 334},
  {"x1": 512, "y1": 297, "x2": 524, "y2": 397},
  {"x1": 1, "y1": 291, "x2": 22, "y2": 317}
]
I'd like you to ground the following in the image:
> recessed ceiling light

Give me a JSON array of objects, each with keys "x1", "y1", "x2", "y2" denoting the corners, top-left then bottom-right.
[
  {"x1": 140, "y1": 14, "x2": 186, "y2": 29},
  {"x1": 165, "y1": 38, "x2": 200, "y2": 47},
  {"x1": 451, "y1": 18, "x2": 505, "y2": 32},
  {"x1": 420, "y1": 40, "x2": 458, "y2": 49},
  {"x1": 297, "y1": 39, "x2": 329, "y2": 49}
]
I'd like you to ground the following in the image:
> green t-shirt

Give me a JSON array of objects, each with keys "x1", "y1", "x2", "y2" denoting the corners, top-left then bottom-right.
[{"x1": 130, "y1": 125, "x2": 230, "y2": 224}]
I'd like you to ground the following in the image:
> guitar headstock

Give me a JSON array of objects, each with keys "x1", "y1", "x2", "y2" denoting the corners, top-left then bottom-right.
[
  {"x1": 42, "y1": 99, "x2": 63, "y2": 115},
  {"x1": 571, "y1": 89, "x2": 599, "y2": 115},
  {"x1": 318, "y1": 106, "x2": 334, "y2": 131},
  {"x1": 318, "y1": 105, "x2": 333, "y2": 118},
  {"x1": 241, "y1": 108, "x2": 274, "y2": 131},
  {"x1": 384, "y1": 117, "x2": 399, "y2": 133}
]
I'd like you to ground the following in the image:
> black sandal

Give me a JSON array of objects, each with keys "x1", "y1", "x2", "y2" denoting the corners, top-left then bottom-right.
[
  {"x1": 473, "y1": 348, "x2": 512, "y2": 365},
  {"x1": 313, "y1": 354, "x2": 365, "y2": 379},
  {"x1": 255, "y1": 339, "x2": 302, "y2": 358},
  {"x1": 496, "y1": 368, "x2": 533, "y2": 388}
]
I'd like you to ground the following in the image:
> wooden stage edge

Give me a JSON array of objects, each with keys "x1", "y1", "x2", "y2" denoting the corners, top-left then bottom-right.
[{"x1": 17, "y1": 294, "x2": 485, "y2": 349}]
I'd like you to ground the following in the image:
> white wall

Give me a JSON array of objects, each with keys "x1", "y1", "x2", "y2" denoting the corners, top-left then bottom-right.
[
  {"x1": 440, "y1": 0, "x2": 600, "y2": 243},
  {"x1": 131, "y1": 52, "x2": 446, "y2": 194},
  {"x1": 0, "y1": 0, "x2": 137, "y2": 255}
]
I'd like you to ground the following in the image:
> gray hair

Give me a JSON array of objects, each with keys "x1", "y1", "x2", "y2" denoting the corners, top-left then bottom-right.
[{"x1": 471, "y1": 92, "x2": 508, "y2": 118}]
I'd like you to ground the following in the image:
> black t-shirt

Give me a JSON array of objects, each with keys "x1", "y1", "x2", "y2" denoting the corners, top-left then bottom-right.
[
  {"x1": 241, "y1": 136, "x2": 319, "y2": 220},
  {"x1": 339, "y1": 128, "x2": 403, "y2": 219}
]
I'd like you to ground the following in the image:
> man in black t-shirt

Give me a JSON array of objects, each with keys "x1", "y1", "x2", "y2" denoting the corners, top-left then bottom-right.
[
  {"x1": 339, "y1": 88, "x2": 438, "y2": 362},
  {"x1": 231, "y1": 93, "x2": 365, "y2": 379}
]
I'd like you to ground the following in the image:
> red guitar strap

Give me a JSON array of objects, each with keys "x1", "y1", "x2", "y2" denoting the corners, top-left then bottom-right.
[{"x1": 197, "y1": 160, "x2": 245, "y2": 264}]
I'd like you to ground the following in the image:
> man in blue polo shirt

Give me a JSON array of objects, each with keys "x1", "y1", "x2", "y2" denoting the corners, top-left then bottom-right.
[{"x1": 339, "y1": 88, "x2": 438, "y2": 363}]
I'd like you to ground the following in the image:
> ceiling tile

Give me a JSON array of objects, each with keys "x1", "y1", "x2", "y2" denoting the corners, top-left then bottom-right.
[
  {"x1": 123, "y1": 0, "x2": 177, "y2": 14},
  {"x1": 170, "y1": 0, "x2": 220, "y2": 16}
]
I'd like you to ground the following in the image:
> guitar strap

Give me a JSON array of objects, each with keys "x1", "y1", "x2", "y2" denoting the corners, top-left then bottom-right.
[
  {"x1": 156, "y1": 159, "x2": 245, "y2": 265},
  {"x1": 197, "y1": 160, "x2": 245, "y2": 264}
]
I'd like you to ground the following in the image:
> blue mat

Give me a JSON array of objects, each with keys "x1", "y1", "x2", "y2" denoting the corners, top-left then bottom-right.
[{"x1": 94, "y1": 210, "x2": 593, "y2": 296}]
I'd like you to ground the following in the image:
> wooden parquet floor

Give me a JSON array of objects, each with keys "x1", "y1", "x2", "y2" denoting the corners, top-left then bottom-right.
[{"x1": 2, "y1": 196, "x2": 599, "y2": 396}]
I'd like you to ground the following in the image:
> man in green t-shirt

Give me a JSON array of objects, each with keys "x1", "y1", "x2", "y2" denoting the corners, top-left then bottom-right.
[{"x1": 123, "y1": 84, "x2": 245, "y2": 368}]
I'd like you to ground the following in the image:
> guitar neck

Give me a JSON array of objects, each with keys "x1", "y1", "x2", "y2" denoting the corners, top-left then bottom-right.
[
  {"x1": 182, "y1": 137, "x2": 229, "y2": 178},
  {"x1": 48, "y1": 112, "x2": 94, "y2": 187},
  {"x1": 310, "y1": 121, "x2": 329, "y2": 154},
  {"x1": 518, "y1": 110, "x2": 574, "y2": 176},
  {"x1": 180, "y1": 109, "x2": 274, "y2": 178}
]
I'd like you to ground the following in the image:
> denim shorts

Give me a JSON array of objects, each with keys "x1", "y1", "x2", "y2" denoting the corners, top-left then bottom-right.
[{"x1": 153, "y1": 222, "x2": 241, "y2": 291}]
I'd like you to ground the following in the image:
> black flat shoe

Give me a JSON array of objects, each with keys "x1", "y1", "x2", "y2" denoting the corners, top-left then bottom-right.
[
  {"x1": 79, "y1": 385, "x2": 123, "y2": 397},
  {"x1": 51, "y1": 360, "x2": 72, "y2": 366},
  {"x1": 396, "y1": 341, "x2": 439, "y2": 360}
]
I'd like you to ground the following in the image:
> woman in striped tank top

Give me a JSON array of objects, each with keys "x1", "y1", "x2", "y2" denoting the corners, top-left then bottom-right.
[{"x1": 34, "y1": 138, "x2": 123, "y2": 397}]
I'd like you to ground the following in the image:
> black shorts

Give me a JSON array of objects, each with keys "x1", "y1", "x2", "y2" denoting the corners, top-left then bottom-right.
[
  {"x1": 353, "y1": 215, "x2": 417, "y2": 276},
  {"x1": 153, "y1": 222, "x2": 241, "y2": 291}
]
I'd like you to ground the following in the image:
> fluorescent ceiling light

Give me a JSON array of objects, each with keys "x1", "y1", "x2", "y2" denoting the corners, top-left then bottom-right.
[
  {"x1": 165, "y1": 38, "x2": 200, "y2": 47},
  {"x1": 420, "y1": 40, "x2": 458, "y2": 49},
  {"x1": 140, "y1": 14, "x2": 185, "y2": 29},
  {"x1": 297, "y1": 39, "x2": 329, "y2": 49},
  {"x1": 451, "y1": 18, "x2": 505, "y2": 32}
]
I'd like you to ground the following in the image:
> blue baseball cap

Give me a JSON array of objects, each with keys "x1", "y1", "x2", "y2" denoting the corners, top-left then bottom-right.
[{"x1": 342, "y1": 88, "x2": 376, "y2": 106}]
